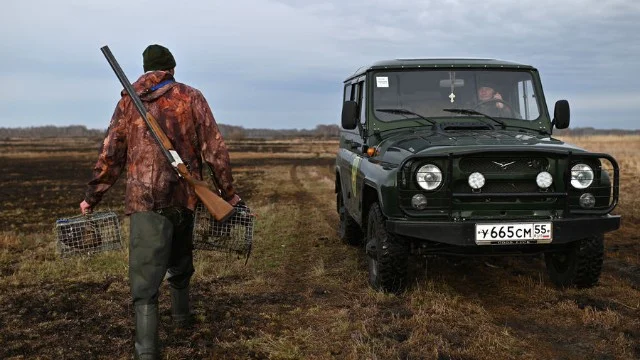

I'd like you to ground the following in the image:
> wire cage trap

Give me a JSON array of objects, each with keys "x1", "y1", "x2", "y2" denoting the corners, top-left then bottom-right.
[
  {"x1": 54, "y1": 211, "x2": 123, "y2": 257},
  {"x1": 192, "y1": 203, "x2": 255, "y2": 259}
]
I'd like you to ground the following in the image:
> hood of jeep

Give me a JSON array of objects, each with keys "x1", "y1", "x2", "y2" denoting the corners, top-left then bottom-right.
[{"x1": 377, "y1": 130, "x2": 586, "y2": 164}]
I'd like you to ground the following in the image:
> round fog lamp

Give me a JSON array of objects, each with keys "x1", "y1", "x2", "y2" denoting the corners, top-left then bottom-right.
[
  {"x1": 536, "y1": 171, "x2": 553, "y2": 189},
  {"x1": 411, "y1": 194, "x2": 428, "y2": 210},
  {"x1": 579, "y1": 193, "x2": 596, "y2": 209},
  {"x1": 571, "y1": 164, "x2": 594, "y2": 189},
  {"x1": 468, "y1": 172, "x2": 485, "y2": 189}
]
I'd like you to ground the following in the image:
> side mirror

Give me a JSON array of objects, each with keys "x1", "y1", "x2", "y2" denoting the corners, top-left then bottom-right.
[
  {"x1": 341, "y1": 101, "x2": 358, "y2": 130},
  {"x1": 553, "y1": 100, "x2": 570, "y2": 129}
]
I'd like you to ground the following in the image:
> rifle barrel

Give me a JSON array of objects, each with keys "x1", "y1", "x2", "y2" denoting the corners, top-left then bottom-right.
[{"x1": 100, "y1": 46, "x2": 174, "y2": 163}]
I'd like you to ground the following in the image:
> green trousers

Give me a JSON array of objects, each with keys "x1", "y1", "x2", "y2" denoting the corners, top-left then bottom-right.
[{"x1": 129, "y1": 207, "x2": 195, "y2": 306}]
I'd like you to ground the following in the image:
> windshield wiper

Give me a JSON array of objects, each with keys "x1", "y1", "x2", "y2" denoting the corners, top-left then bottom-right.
[
  {"x1": 442, "y1": 108, "x2": 549, "y2": 135},
  {"x1": 442, "y1": 108, "x2": 506, "y2": 129},
  {"x1": 375, "y1": 108, "x2": 437, "y2": 127}
]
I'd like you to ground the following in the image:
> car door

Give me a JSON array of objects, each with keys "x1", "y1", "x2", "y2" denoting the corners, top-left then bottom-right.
[{"x1": 340, "y1": 78, "x2": 366, "y2": 220}]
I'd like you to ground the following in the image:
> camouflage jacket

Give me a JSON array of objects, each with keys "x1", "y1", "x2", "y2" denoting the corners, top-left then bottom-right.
[{"x1": 84, "y1": 71, "x2": 235, "y2": 214}]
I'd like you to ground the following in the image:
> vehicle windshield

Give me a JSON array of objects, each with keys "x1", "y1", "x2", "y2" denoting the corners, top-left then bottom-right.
[{"x1": 373, "y1": 69, "x2": 542, "y2": 122}]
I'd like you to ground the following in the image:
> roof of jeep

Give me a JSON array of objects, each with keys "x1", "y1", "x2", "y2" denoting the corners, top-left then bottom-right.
[{"x1": 345, "y1": 58, "x2": 536, "y2": 82}]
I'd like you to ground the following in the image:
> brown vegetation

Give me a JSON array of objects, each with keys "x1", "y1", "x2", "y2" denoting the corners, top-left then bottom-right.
[{"x1": 0, "y1": 135, "x2": 638, "y2": 359}]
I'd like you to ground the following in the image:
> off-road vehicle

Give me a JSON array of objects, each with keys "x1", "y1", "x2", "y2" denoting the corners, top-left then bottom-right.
[{"x1": 335, "y1": 58, "x2": 620, "y2": 293}]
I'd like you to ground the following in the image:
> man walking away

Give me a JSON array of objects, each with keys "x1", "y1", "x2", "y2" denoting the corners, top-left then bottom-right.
[{"x1": 80, "y1": 44, "x2": 241, "y2": 359}]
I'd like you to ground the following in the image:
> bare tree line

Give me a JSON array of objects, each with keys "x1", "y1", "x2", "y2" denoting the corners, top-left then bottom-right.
[
  {"x1": 0, "y1": 125, "x2": 105, "y2": 139},
  {"x1": 553, "y1": 127, "x2": 640, "y2": 136},
  {"x1": 1, "y1": 124, "x2": 637, "y2": 140},
  {"x1": 0, "y1": 124, "x2": 342, "y2": 140}
]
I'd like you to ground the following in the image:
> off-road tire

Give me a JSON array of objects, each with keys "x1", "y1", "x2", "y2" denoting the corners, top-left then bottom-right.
[
  {"x1": 544, "y1": 234, "x2": 604, "y2": 288},
  {"x1": 366, "y1": 203, "x2": 409, "y2": 293},
  {"x1": 337, "y1": 191, "x2": 363, "y2": 245}
]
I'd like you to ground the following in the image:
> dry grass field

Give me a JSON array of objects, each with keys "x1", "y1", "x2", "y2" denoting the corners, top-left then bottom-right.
[{"x1": 0, "y1": 135, "x2": 638, "y2": 359}]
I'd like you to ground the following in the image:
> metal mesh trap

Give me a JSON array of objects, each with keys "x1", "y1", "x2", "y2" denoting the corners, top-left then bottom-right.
[
  {"x1": 54, "y1": 212, "x2": 123, "y2": 257},
  {"x1": 192, "y1": 203, "x2": 255, "y2": 258}
]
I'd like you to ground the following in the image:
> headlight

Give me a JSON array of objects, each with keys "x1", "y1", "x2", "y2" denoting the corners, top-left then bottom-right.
[
  {"x1": 536, "y1": 171, "x2": 553, "y2": 189},
  {"x1": 571, "y1": 164, "x2": 594, "y2": 189},
  {"x1": 416, "y1": 164, "x2": 442, "y2": 190},
  {"x1": 468, "y1": 172, "x2": 485, "y2": 189}
]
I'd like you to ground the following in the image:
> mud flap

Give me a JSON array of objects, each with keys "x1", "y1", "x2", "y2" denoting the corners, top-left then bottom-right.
[{"x1": 366, "y1": 239, "x2": 377, "y2": 258}]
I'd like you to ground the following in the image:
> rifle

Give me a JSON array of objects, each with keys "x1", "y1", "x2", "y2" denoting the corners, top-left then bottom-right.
[{"x1": 100, "y1": 45, "x2": 235, "y2": 222}]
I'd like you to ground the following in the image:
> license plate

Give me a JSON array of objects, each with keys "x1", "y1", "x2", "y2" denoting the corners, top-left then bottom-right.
[{"x1": 475, "y1": 222, "x2": 552, "y2": 245}]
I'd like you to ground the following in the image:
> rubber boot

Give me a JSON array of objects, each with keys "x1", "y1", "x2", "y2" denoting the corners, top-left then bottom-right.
[
  {"x1": 134, "y1": 304, "x2": 159, "y2": 360},
  {"x1": 170, "y1": 287, "x2": 191, "y2": 328}
]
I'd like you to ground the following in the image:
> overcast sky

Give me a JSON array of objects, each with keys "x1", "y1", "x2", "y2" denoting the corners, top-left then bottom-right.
[{"x1": 1, "y1": 0, "x2": 638, "y2": 130}]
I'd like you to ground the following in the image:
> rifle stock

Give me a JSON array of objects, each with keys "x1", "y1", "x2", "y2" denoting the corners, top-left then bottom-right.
[
  {"x1": 175, "y1": 163, "x2": 235, "y2": 222},
  {"x1": 100, "y1": 45, "x2": 235, "y2": 222}
]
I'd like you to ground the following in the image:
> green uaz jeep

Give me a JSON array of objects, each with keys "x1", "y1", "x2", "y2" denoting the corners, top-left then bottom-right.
[{"x1": 335, "y1": 58, "x2": 620, "y2": 293}]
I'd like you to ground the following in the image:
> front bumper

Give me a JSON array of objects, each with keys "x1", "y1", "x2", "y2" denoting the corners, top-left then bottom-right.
[{"x1": 386, "y1": 215, "x2": 621, "y2": 246}]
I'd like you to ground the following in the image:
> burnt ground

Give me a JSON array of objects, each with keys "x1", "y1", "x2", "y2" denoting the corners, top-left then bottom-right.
[
  {"x1": 0, "y1": 140, "x2": 343, "y2": 359},
  {"x1": 0, "y1": 155, "x2": 111, "y2": 233},
  {"x1": 0, "y1": 149, "x2": 306, "y2": 234},
  {"x1": 0, "y1": 138, "x2": 639, "y2": 359}
]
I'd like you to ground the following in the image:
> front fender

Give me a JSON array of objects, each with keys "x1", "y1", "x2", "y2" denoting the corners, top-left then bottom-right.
[{"x1": 359, "y1": 159, "x2": 403, "y2": 222}]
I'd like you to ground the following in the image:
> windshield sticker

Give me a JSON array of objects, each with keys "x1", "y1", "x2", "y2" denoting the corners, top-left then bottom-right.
[{"x1": 376, "y1": 77, "x2": 389, "y2": 88}]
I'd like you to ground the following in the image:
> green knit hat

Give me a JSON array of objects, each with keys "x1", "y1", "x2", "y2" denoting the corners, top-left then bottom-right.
[{"x1": 142, "y1": 44, "x2": 176, "y2": 72}]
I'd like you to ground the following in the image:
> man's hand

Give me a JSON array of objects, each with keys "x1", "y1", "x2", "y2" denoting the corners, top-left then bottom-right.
[
  {"x1": 493, "y1": 93, "x2": 504, "y2": 109},
  {"x1": 227, "y1": 194, "x2": 243, "y2": 206},
  {"x1": 80, "y1": 200, "x2": 92, "y2": 215}
]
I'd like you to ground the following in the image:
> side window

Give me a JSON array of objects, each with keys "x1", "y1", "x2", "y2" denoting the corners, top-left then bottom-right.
[
  {"x1": 344, "y1": 84, "x2": 353, "y2": 102},
  {"x1": 352, "y1": 82, "x2": 360, "y2": 104},
  {"x1": 517, "y1": 80, "x2": 540, "y2": 120},
  {"x1": 359, "y1": 81, "x2": 366, "y2": 123}
]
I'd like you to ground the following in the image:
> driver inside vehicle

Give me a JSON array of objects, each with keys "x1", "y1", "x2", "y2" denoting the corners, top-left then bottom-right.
[{"x1": 476, "y1": 83, "x2": 514, "y2": 117}]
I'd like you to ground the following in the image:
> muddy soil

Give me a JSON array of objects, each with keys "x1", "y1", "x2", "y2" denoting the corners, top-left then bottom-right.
[{"x1": 1, "y1": 138, "x2": 638, "y2": 360}]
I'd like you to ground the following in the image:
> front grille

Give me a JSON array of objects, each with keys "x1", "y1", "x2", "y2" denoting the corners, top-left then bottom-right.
[
  {"x1": 398, "y1": 151, "x2": 618, "y2": 217},
  {"x1": 453, "y1": 180, "x2": 541, "y2": 193},
  {"x1": 459, "y1": 157, "x2": 549, "y2": 174},
  {"x1": 452, "y1": 179, "x2": 556, "y2": 204}
]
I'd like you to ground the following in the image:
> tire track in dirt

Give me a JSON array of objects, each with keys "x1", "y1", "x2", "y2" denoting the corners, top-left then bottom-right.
[
  {"x1": 274, "y1": 164, "x2": 364, "y2": 318},
  {"x1": 182, "y1": 162, "x2": 342, "y2": 359},
  {"x1": 281, "y1": 165, "x2": 372, "y2": 354},
  {"x1": 226, "y1": 163, "x2": 356, "y2": 357},
  {"x1": 278, "y1": 165, "x2": 336, "y2": 289},
  {"x1": 289, "y1": 164, "x2": 336, "y2": 230},
  {"x1": 279, "y1": 164, "x2": 317, "y2": 290}
]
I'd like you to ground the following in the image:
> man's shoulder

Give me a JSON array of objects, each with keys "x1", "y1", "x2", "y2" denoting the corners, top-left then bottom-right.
[
  {"x1": 171, "y1": 82, "x2": 208, "y2": 102},
  {"x1": 174, "y1": 82, "x2": 202, "y2": 94}
]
